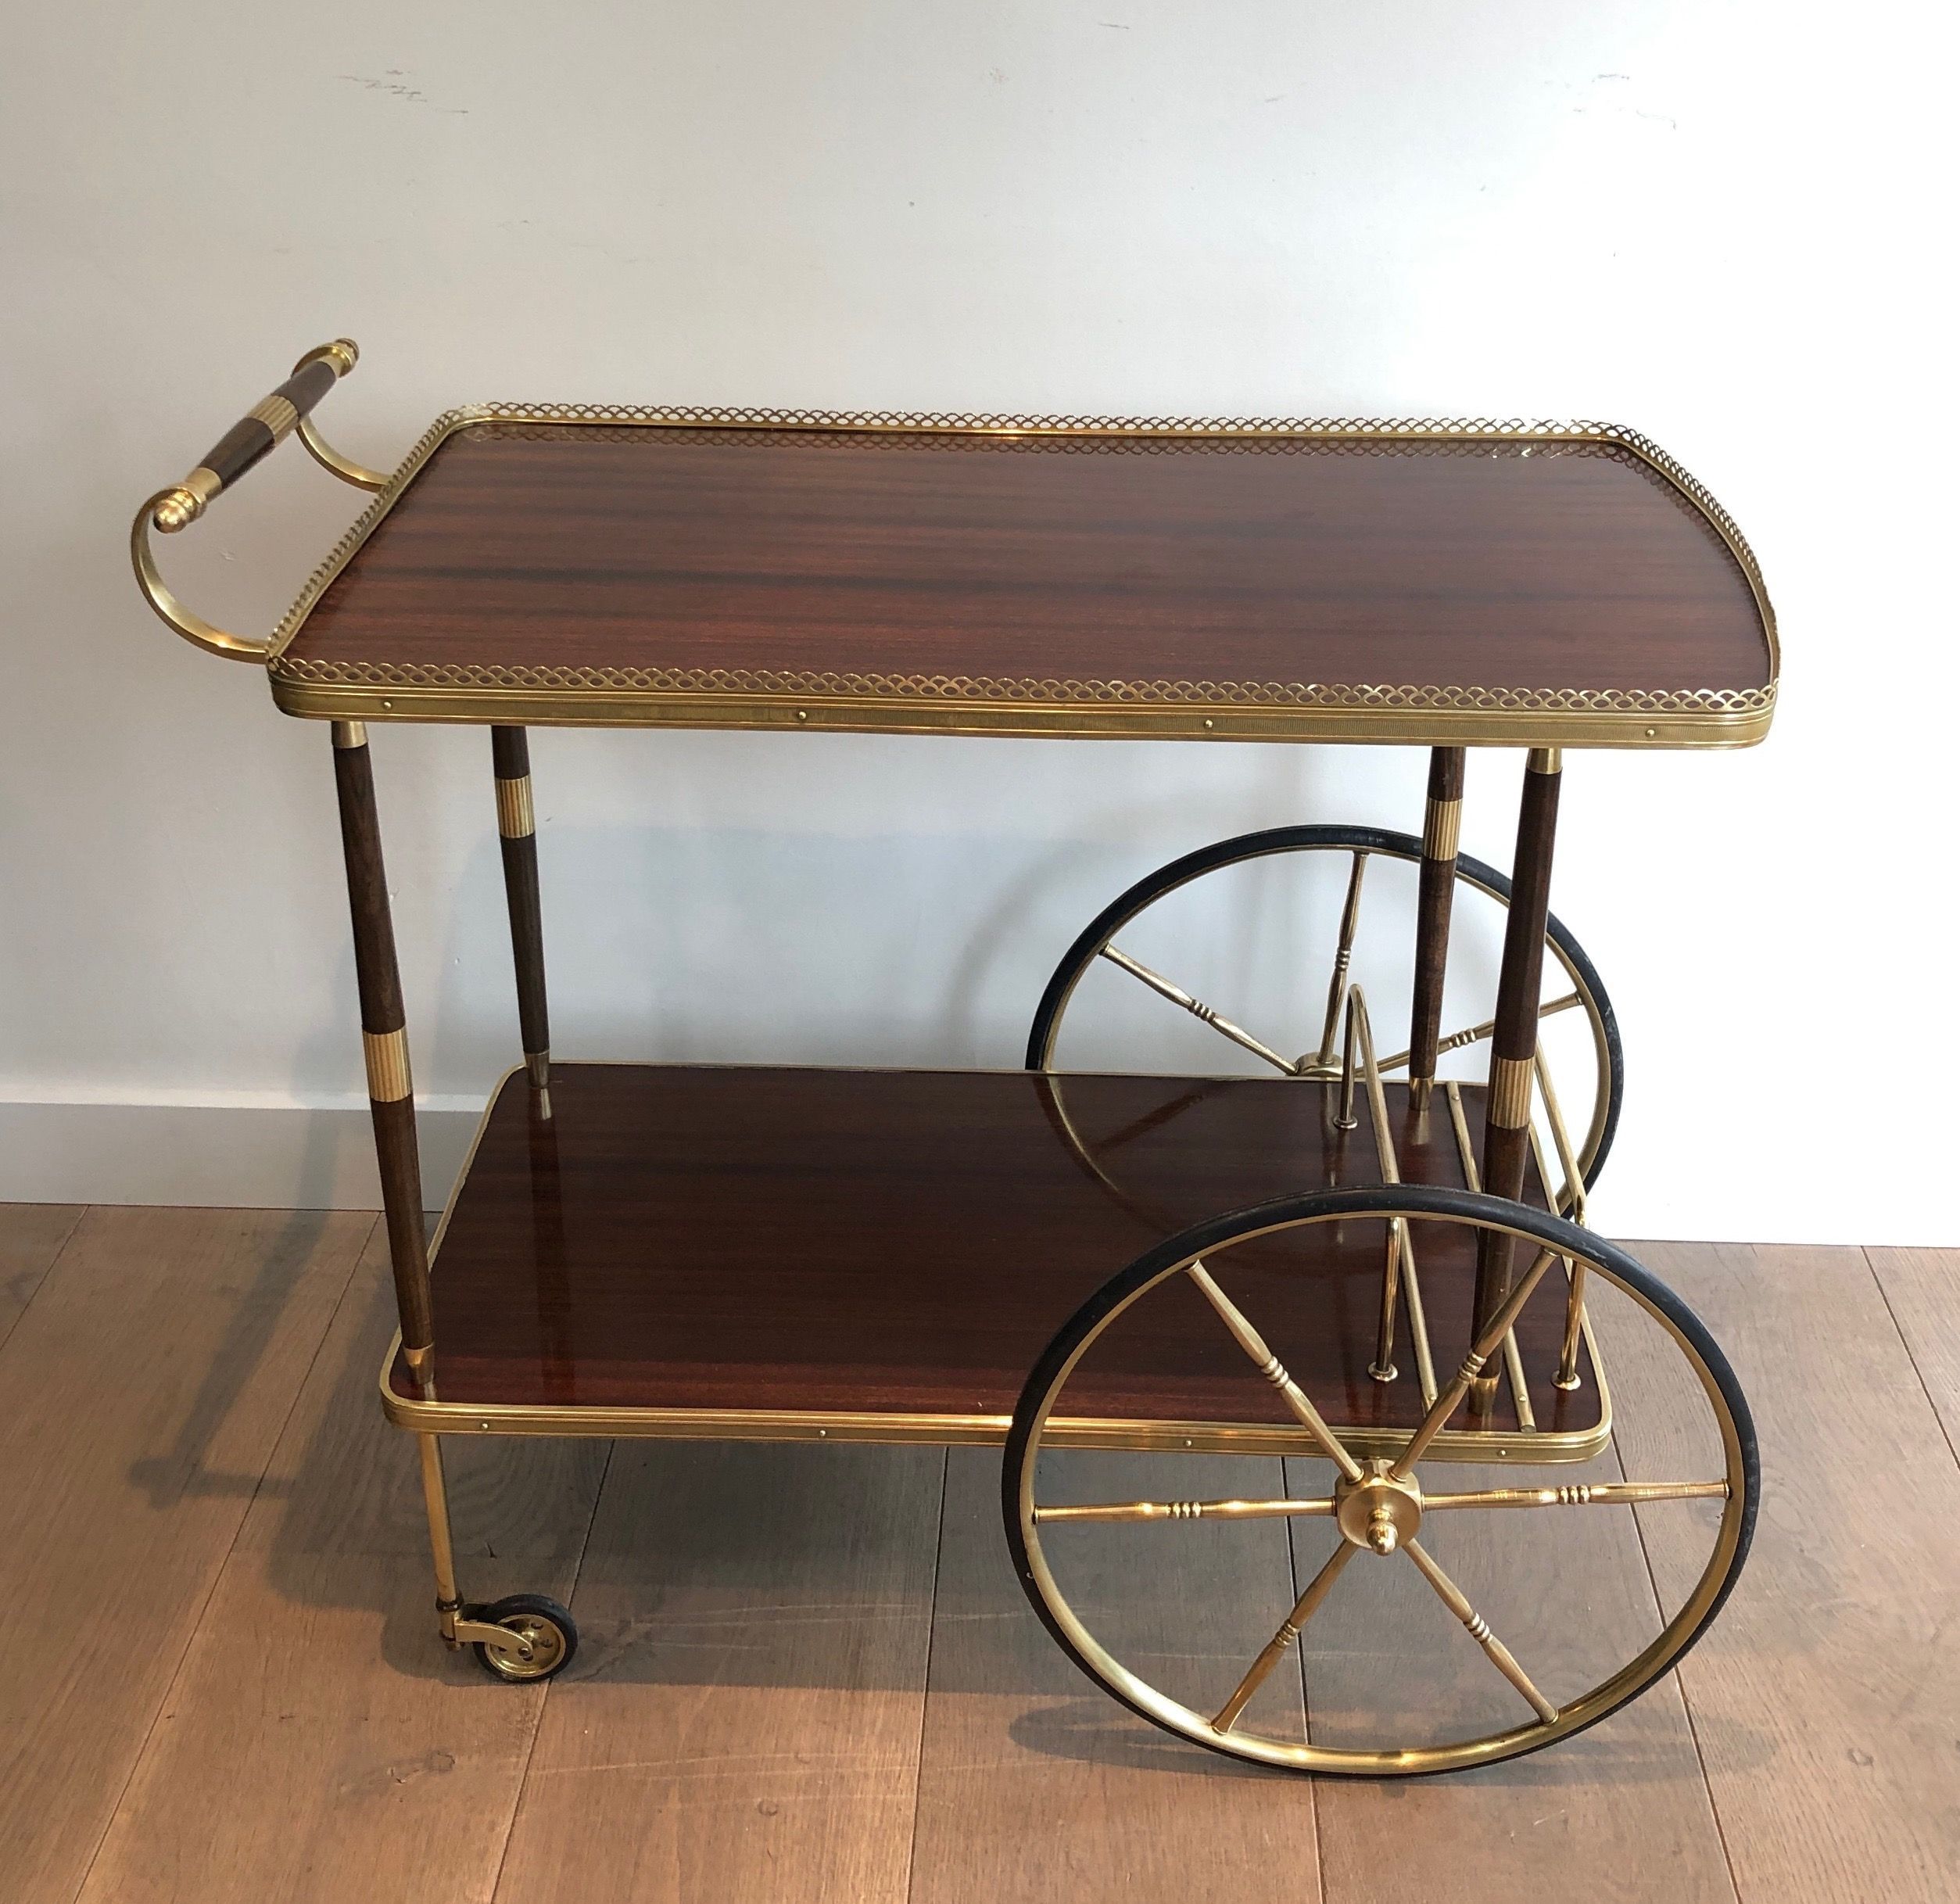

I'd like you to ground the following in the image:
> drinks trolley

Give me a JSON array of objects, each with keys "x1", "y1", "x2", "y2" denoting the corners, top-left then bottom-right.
[{"x1": 131, "y1": 341, "x2": 1775, "y2": 1776}]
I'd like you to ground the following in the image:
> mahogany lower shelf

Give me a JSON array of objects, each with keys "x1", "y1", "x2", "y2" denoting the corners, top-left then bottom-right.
[{"x1": 384, "y1": 1063, "x2": 1603, "y2": 1456}]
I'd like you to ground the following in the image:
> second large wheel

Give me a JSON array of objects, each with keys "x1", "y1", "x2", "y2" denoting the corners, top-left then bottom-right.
[{"x1": 1026, "y1": 824, "x2": 1622, "y2": 1190}]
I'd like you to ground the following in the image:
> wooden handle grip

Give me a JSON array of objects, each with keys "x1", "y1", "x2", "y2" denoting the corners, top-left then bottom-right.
[{"x1": 151, "y1": 339, "x2": 358, "y2": 532}]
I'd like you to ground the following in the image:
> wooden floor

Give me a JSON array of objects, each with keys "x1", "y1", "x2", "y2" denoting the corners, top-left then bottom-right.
[{"x1": 1, "y1": 1203, "x2": 1954, "y2": 1903}]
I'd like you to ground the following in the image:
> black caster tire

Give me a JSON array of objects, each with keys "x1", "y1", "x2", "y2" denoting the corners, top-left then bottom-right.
[{"x1": 470, "y1": 1593, "x2": 578, "y2": 1683}]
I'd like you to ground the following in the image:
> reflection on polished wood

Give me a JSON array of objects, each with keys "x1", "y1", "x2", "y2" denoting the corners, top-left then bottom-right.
[
  {"x1": 391, "y1": 1063, "x2": 1597, "y2": 1436},
  {"x1": 287, "y1": 426, "x2": 1772, "y2": 705}
]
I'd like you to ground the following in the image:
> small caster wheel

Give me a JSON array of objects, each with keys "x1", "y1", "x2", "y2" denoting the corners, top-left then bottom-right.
[{"x1": 469, "y1": 1594, "x2": 577, "y2": 1683}]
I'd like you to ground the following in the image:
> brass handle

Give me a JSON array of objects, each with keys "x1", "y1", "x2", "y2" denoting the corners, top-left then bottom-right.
[{"x1": 131, "y1": 337, "x2": 372, "y2": 662}]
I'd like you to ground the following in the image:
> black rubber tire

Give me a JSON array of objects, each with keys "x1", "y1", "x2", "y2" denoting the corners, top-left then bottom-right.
[
  {"x1": 1023, "y1": 823, "x2": 1624, "y2": 1190},
  {"x1": 1002, "y1": 1181, "x2": 1756, "y2": 1777},
  {"x1": 470, "y1": 1593, "x2": 579, "y2": 1683}
]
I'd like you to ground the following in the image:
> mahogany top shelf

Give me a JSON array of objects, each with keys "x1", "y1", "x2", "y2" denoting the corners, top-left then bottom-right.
[{"x1": 269, "y1": 407, "x2": 1775, "y2": 748}]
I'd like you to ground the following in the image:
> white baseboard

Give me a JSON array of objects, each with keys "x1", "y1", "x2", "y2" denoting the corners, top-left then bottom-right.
[{"x1": 0, "y1": 1096, "x2": 486, "y2": 1210}]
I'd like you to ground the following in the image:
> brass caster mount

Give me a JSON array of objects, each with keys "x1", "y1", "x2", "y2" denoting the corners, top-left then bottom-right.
[{"x1": 440, "y1": 1592, "x2": 578, "y2": 1683}]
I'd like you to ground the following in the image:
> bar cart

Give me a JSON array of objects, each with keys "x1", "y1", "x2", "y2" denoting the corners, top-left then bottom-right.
[{"x1": 131, "y1": 342, "x2": 1775, "y2": 1776}]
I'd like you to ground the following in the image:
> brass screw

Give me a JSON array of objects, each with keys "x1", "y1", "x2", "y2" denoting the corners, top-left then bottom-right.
[{"x1": 1367, "y1": 1504, "x2": 1399, "y2": 1554}]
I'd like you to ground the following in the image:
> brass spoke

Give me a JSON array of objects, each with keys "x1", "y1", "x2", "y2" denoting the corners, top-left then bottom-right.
[
  {"x1": 1388, "y1": 1243, "x2": 1559, "y2": 1480},
  {"x1": 1375, "y1": 990, "x2": 1582, "y2": 1075},
  {"x1": 1399, "y1": 1220, "x2": 1439, "y2": 1404},
  {"x1": 1403, "y1": 1538, "x2": 1558, "y2": 1723},
  {"x1": 1311, "y1": 849, "x2": 1369, "y2": 1068},
  {"x1": 1501, "y1": 1328, "x2": 1536, "y2": 1430},
  {"x1": 1034, "y1": 1495, "x2": 1337, "y2": 1526},
  {"x1": 1186, "y1": 1263, "x2": 1365, "y2": 1482},
  {"x1": 1212, "y1": 1541, "x2": 1356, "y2": 1732},
  {"x1": 1099, "y1": 945, "x2": 1299, "y2": 1077},
  {"x1": 1421, "y1": 1480, "x2": 1729, "y2": 1511}
]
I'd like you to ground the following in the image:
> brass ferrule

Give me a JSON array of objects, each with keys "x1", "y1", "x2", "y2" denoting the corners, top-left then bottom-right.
[
  {"x1": 363, "y1": 1027, "x2": 413, "y2": 1103},
  {"x1": 331, "y1": 719, "x2": 368, "y2": 750},
  {"x1": 1488, "y1": 1055, "x2": 1533, "y2": 1130},
  {"x1": 1421, "y1": 795, "x2": 1462, "y2": 861},
  {"x1": 152, "y1": 465, "x2": 223, "y2": 533},
  {"x1": 1526, "y1": 746, "x2": 1563, "y2": 776},
  {"x1": 248, "y1": 393, "x2": 300, "y2": 441},
  {"x1": 495, "y1": 773, "x2": 536, "y2": 838},
  {"x1": 525, "y1": 1049, "x2": 551, "y2": 1090}
]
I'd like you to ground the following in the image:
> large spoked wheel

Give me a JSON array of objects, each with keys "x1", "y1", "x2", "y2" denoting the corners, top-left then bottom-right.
[
  {"x1": 1026, "y1": 825, "x2": 1623, "y2": 1191},
  {"x1": 1004, "y1": 1185, "x2": 1754, "y2": 1777}
]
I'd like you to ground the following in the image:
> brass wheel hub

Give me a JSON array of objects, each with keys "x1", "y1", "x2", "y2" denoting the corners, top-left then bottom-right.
[
  {"x1": 1335, "y1": 1460, "x2": 1424, "y2": 1554},
  {"x1": 483, "y1": 1616, "x2": 564, "y2": 1679}
]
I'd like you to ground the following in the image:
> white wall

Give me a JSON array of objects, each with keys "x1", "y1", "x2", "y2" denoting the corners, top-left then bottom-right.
[{"x1": 3, "y1": 3, "x2": 1955, "y2": 1242}]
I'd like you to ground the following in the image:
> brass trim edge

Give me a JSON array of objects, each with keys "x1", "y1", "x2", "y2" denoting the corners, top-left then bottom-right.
[
  {"x1": 275, "y1": 655, "x2": 1773, "y2": 720},
  {"x1": 273, "y1": 677, "x2": 1775, "y2": 749},
  {"x1": 363, "y1": 1027, "x2": 412, "y2": 1103},
  {"x1": 374, "y1": 1343, "x2": 1609, "y2": 1463}
]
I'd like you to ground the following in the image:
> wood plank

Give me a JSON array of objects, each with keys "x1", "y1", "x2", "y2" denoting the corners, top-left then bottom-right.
[
  {"x1": 0, "y1": 1206, "x2": 369, "y2": 1904},
  {"x1": 0, "y1": 1202, "x2": 82, "y2": 1347},
  {"x1": 1298, "y1": 1429, "x2": 1738, "y2": 1902},
  {"x1": 909, "y1": 1447, "x2": 1322, "y2": 1904},
  {"x1": 1622, "y1": 1242, "x2": 1960, "y2": 1904},
  {"x1": 1866, "y1": 1247, "x2": 1960, "y2": 1457},
  {"x1": 491, "y1": 1440, "x2": 942, "y2": 1904},
  {"x1": 77, "y1": 1234, "x2": 609, "y2": 1904}
]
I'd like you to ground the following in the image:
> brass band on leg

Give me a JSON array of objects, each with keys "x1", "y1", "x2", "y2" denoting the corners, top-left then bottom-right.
[
  {"x1": 1421, "y1": 794, "x2": 1462, "y2": 862},
  {"x1": 495, "y1": 773, "x2": 536, "y2": 839},
  {"x1": 331, "y1": 719, "x2": 367, "y2": 750},
  {"x1": 403, "y1": 1342, "x2": 435, "y2": 1386},
  {"x1": 363, "y1": 1027, "x2": 413, "y2": 1103},
  {"x1": 1487, "y1": 1055, "x2": 1533, "y2": 1131}
]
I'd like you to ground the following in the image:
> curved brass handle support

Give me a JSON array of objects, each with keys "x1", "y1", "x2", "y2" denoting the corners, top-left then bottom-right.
[
  {"x1": 292, "y1": 341, "x2": 389, "y2": 490},
  {"x1": 131, "y1": 338, "x2": 366, "y2": 661}
]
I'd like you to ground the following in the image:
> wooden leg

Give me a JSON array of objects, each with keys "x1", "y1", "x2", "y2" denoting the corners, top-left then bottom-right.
[
  {"x1": 331, "y1": 721, "x2": 433, "y2": 1388},
  {"x1": 491, "y1": 726, "x2": 551, "y2": 1106},
  {"x1": 1471, "y1": 748, "x2": 1561, "y2": 1410},
  {"x1": 1406, "y1": 746, "x2": 1465, "y2": 1109}
]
